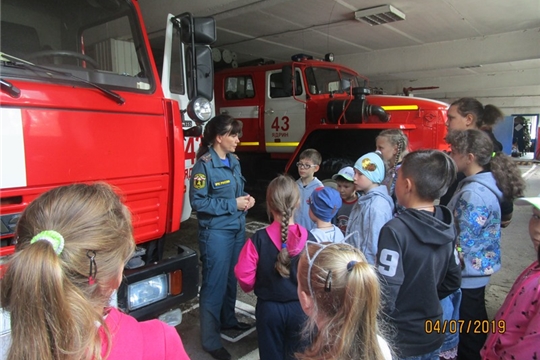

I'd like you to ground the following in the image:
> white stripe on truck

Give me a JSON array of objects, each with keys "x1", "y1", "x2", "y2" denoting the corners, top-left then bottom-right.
[{"x1": 1, "y1": 108, "x2": 26, "y2": 189}]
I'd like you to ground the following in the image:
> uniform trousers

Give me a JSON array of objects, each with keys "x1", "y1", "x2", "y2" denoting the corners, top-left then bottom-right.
[{"x1": 199, "y1": 227, "x2": 245, "y2": 351}]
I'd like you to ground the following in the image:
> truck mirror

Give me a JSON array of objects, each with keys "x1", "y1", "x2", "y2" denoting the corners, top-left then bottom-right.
[
  {"x1": 194, "y1": 45, "x2": 213, "y2": 101},
  {"x1": 281, "y1": 65, "x2": 293, "y2": 96},
  {"x1": 180, "y1": 16, "x2": 216, "y2": 45}
]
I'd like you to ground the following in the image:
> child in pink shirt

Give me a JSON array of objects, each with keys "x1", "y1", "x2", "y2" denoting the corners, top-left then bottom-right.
[
  {"x1": 0, "y1": 183, "x2": 189, "y2": 360},
  {"x1": 481, "y1": 195, "x2": 540, "y2": 359},
  {"x1": 235, "y1": 174, "x2": 312, "y2": 360}
]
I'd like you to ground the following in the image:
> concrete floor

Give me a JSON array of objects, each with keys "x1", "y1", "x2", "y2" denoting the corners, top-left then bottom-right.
[{"x1": 168, "y1": 161, "x2": 540, "y2": 359}]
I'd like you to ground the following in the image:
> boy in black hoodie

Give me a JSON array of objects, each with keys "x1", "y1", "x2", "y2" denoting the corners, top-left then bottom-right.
[{"x1": 377, "y1": 150, "x2": 461, "y2": 359}]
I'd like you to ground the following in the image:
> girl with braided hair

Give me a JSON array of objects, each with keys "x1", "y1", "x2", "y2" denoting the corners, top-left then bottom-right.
[
  {"x1": 376, "y1": 129, "x2": 410, "y2": 211},
  {"x1": 235, "y1": 174, "x2": 314, "y2": 360}
]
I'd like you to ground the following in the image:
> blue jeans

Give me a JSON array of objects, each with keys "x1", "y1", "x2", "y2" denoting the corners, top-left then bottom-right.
[
  {"x1": 399, "y1": 348, "x2": 440, "y2": 360},
  {"x1": 198, "y1": 227, "x2": 245, "y2": 351},
  {"x1": 440, "y1": 289, "x2": 462, "y2": 352}
]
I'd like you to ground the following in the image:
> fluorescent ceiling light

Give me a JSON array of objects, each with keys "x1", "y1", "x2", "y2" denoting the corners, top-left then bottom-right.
[{"x1": 355, "y1": 5, "x2": 406, "y2": 26}]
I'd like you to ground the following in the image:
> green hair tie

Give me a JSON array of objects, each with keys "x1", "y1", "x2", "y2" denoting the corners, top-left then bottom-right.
[
  {"x1": 30, "y1": 230, "x2": 65, "y2": 255},
  {"x1": 492, "y1": 152, "x2": 496, "y2": 158}
]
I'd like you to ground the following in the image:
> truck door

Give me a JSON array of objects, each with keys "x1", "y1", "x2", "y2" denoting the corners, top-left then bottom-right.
[
  {"x1": 162, "y1": 14, "x2": 209, "y2": 222},
  {"x1": 264, "y1": 68, "x2": 306, "y2": 154}
]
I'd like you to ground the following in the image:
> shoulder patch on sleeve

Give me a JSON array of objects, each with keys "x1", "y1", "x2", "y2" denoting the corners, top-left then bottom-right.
[
  {"x1": 193, "y1": 173, "x2": 206, "y2": 189},
  {"x1": 201, "y1": 153, "x2": 212, "y2": 162}
]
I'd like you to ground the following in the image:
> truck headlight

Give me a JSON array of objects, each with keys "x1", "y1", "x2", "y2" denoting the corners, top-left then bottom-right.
[
  {"x1": 127, "y1": 274, "x2": 168, "y2": 310},
  {"x1": 187, "y1": 97, "x2": 212, "y2": 122}
]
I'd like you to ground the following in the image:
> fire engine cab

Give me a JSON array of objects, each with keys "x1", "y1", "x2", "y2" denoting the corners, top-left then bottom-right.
[
  {"x1": 214, "y1": 54, "x2": 449, "y2": 181},
  {"x1": 0, "y1": 0, "x2": 215, "y2": 332}
]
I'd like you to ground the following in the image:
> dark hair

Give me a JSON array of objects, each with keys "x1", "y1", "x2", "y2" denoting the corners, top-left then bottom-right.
[
  {"x1": 450, "y1": 97, "x2": 503, "y2": 129},
  {"x1": 299, "y1": 148, "x2": 322, "y2": 165},
  {"x1": 400, "y1": 150, "x2": 456, "y2": 201},
  {"x1": 446, "y1": 129, "x2": 525, "y2": 200},
  {"x1": 196, "y1": 114, "x2": 243, "y2": 160}
]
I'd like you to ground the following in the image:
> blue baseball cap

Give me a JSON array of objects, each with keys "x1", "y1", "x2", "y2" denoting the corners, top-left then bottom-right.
[{"x1": 309, "y1": 187, "x2": 343, "y2": 222}]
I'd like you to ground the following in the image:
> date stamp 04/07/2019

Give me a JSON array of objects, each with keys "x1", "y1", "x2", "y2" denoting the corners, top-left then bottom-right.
[{"x1": 424, "y1": 320, "x2": 506, "y2": 334}]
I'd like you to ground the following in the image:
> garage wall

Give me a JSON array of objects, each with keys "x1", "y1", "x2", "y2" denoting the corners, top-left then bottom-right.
[{"x1": 337, "y1": 27, "x2": 540, "y2": 116}]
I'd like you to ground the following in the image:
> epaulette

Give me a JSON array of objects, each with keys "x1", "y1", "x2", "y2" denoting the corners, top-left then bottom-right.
[{"x1": 201, "y1": 153, "x2": 212, "y2": 163}]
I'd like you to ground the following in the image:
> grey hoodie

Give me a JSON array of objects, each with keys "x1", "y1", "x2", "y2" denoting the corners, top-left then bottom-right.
[
  {"x1": 377, "y1": 206, "x2": 461, "y2": 357},
  {"x1": 447, "y1": 171, "x2": 503, "y2": 289},
  {"x1": 345, "y1": 185, "x2": 394, "y2": 264}
]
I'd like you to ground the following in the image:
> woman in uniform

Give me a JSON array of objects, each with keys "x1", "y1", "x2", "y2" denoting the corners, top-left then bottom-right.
[{"x1": 189, "y1": 114, "x2": 255, "y2": 360}]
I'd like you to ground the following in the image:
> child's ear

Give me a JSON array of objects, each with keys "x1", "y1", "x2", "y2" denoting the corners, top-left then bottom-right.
[
  {"x1": 403, "y1": 177, "x2": 413, "y2": 193},
  {"x1": 466, "y1": 152, "x2": 475, "y2": 164},
  {"x1": 298, "y1": 289, "x2": 314, "y2": 316},
  {"x1": 314, "y1": 165, "x2": 320, "y2": 172}
]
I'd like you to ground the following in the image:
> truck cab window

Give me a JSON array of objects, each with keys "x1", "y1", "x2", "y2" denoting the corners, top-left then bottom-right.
[
  {"x1": 224, "y1": 76, "x2": 254, "y2": 100},
  {"x1": 169, "y1": 27, "x2": 185, "y2": 95},
  {"x1": 306, "y1": 67, "x2": 362, "y2": 95},
  {"x1": 269, "y1": 71, "x2": 302, "y2": 98},
  {"x1": 1, "y1": 0, "x2": 154, "y2": 92}
]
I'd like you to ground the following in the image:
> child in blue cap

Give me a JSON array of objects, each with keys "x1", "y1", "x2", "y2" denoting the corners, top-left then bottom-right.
[
  {"x1": 308, "y1": 187, "x2": 345, "y2": 243},
  {"x1": 345, "y1": 151, "x2": 394, "y2": 265}
]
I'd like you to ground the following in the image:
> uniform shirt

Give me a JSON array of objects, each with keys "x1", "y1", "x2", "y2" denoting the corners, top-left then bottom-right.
[{"x1": 189, "y1": 147, "x2": 247, "y2": 230}]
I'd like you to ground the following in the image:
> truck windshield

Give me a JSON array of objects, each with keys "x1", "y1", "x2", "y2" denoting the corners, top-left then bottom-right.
[
  {"x1": 306, "y1": 67, "x2": 362, "y2": 95},
  {"x1": 1, "y1": 0, "x2": 153, "y2": 92}
]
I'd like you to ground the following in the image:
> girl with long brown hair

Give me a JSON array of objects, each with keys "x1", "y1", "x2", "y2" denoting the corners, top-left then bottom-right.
[{"x1": 0, "y1": 183, "x2": 189, "y2": 360}]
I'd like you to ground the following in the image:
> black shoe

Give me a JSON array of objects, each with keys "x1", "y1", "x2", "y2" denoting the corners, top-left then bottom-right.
[
  {"x1": 221, "y1": 321, "x2": 253, "y2": 331},
  {"x1": 207, "y1": 347, "x2": 231, "y2": 360}
]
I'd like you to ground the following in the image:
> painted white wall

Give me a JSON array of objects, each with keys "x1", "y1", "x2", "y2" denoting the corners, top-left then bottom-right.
[{"x1": 336, "y1": 28, "x2": 540, "y2": 116}]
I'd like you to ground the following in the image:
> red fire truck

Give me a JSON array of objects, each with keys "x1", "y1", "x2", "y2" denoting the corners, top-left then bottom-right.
[
  {"x1": 214, "y1": 54, "x2": 449, "y2": 182},
  {"x1": 0, "y1": 0, "x2": 215, "y2": 324}
]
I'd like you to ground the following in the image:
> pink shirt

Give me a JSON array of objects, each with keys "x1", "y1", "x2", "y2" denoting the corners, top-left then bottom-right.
[
  {"x1": 235, "y1": 222, "x2": 308, "y2": 293},
  {"x1": 481, "y1": 261, "x2": 540, "y2": 359},
  {"x1": 100, "y1": 308, "x2": 190, "y2": 360}
]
